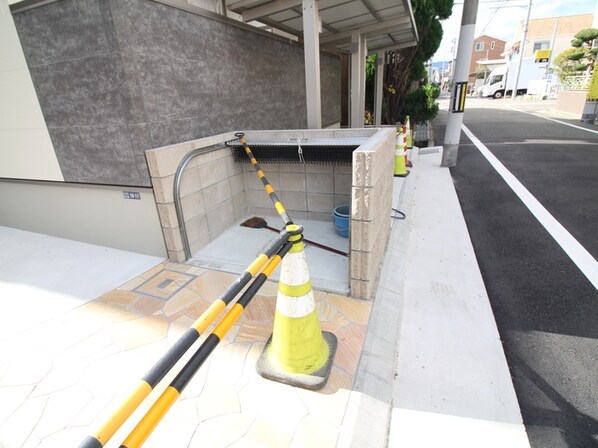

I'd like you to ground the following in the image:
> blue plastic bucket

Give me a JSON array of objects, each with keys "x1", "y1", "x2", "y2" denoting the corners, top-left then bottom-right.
[{"x1": 332, "y1": 204, "x2": 350, "y2": 238}]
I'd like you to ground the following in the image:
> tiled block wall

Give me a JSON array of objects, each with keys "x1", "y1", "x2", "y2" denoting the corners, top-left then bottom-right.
[
  {"x1": 242, "y1": 129, "x2": 375, "y2": 224},
  {"x1": 349, "y1": 128, "x2": 395, "y2": 299},
  {"x1": 243, "y1": 163, "x2": 352, "y2": 222},
  {"x1": 146, "y1": 132, "x2": 247, "y2": 261}
]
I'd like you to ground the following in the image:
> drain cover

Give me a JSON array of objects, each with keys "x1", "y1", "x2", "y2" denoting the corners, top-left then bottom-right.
[{"x1": 419, "y1": 146, "x2": 442, "y2": 155}]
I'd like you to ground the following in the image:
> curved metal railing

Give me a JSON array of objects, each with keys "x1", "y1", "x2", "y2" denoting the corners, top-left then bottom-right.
[{"x1": 173, "y1": 144, "x2": 221, "y2": 260}]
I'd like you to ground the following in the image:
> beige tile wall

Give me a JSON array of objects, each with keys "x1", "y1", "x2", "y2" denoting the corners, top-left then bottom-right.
[
  {"x1": 146, "y1": 132, "x2": 246, "y2": 261},
  {"x1": 243, "y1": 163, "x2": 352, "y2": 222},
  {"x1": 349, "y1": 128, "x2": 395, "y2": 299}
]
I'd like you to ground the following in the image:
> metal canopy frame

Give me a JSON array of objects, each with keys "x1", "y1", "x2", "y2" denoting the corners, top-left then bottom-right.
[
  {"x1": 229, "y1": 0, "x2": 418, "y2": 53},
  {"x1": 229, "y1": 0, "x2": 418, "y2": 128}
]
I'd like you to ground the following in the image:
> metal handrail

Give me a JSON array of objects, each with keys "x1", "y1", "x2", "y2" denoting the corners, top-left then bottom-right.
[{"x1": 173, "y1": 144, "x2": 224, "y2": 260}]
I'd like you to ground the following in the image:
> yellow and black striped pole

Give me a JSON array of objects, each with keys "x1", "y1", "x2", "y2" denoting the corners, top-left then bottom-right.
[
  {"x1": 119, "y1": 237, "x2": 296, "y2": 448},
  {"x1": 78, "y1": 232, "x2": 290, "y2": 448},
  {"x1": 234, "y1": 132, "x2": 293, "y2": 226}
]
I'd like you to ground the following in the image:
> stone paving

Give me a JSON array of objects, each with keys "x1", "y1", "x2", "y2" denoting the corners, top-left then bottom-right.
[{"x1": 0, "y1": 261, "x2": 371, "y2": 448}]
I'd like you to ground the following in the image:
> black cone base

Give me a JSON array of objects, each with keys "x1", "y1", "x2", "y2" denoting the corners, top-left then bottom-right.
[{"x1": 256, "y1": 332, "x2": 338, "y2": 390}]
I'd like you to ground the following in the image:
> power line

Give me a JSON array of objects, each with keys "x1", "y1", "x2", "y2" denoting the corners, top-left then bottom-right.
[{"x1": 480, "y1": 0, "x2": 510, "y2": 35}]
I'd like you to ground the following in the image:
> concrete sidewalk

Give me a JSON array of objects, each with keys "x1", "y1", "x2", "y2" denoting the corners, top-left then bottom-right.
[{"x1": 340, "y1": 148, "x2": 530, "y2": 447}]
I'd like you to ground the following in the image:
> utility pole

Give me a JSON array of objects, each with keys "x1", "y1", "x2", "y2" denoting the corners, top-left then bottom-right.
[
  {"x1": 451, "y1": 37, "x2": 457, "y2": 78},
  {"x1": 546, "y1": 18, "x2": 559, "y2": 79},
  {"x1": 441, "y1": 0, "x2": 480, "y2": 167},
  {"x1": 511, "y1": 0, "x2": 532, "y2": 99}
]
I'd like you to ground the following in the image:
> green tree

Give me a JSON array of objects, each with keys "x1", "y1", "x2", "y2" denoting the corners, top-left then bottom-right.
[
  {"x1": 554, "y1": 48, "x2": 584, "y2": 81},
  {"x1": 564, "y1": 27, "x2": 598, "y2": 77},
  {"x1": 382, "y1": 0, "x2": 453, "y2": 123},
  {"x1": 365, "y1": 54, "x2": 378, "y2": 120},
  {"x1": 403, "y1": 84, "x2": 440, "y2": 125},
  {"x1": 362, "y1": 0, "x2": 452, "y2": 125}
]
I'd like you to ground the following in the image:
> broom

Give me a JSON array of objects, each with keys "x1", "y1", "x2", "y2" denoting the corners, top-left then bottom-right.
[{"x1": 241, "y1": 217, "x2": 348, "y2": 257}]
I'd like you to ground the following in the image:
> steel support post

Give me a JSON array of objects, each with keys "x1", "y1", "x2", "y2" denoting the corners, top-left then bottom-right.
[
  {"x1": 350, "y1": 30, "x2": 365, "y2": 127},
  {"x1": 302, "y1": 0, "x2": 322, "y2": 129},
  {"x1": 374, "y1": 50, "x2": 384, "y2": 126}
]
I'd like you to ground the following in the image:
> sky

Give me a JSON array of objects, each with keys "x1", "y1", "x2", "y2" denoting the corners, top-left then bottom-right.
[{"x1": 432, "y1": 0, "x2": 598, "y2": 62}]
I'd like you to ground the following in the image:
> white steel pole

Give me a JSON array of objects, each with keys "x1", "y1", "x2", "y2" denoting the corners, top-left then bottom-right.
[
  {"x1": 350, "y1": 30, "x2": 363, "y2": 127},
  {"x1": 374, "y1": 50, "x2": 384, "y2": 126},
  {"x1": 302, "y1": 0, "x2": 322, "y2": 128},
  {"x1": 358, "y1": 35, "x2": 368, "y2": 124}
]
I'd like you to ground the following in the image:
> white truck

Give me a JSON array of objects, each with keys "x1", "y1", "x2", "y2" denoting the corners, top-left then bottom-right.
[{"x1": 478, "y1": 58, "x2": 547, "y2": 99}]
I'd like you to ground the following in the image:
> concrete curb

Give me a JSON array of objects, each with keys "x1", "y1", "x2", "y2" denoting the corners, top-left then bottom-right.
[{"x1": 338, "y1": 150, "x2": 419, "y2": 447}]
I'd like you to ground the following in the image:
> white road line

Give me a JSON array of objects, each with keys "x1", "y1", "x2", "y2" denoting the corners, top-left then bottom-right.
[
  {"x1": 509, "y1": 106, "x2": 598, "y2": 135},
  {"x1": 462, "y1": 124, "x2": 598, "y2": 291}
]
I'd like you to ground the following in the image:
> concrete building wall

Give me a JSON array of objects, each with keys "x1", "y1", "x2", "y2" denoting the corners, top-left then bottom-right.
[
  {"x1": 0, "y1": 0, "x2": 63, "y2": 181},
  {"x1": 516, "y1": 14, "x2": 593, "y2": 61},
  {"x1": 12, "y1": 0, "x2": 341, "y2": 187},
  {"x1": 0, "y1": 179, "x2": 167, "y2": 257},
  {"x1": 555, "y1": 90, "x2": 589, "y2": 115}
]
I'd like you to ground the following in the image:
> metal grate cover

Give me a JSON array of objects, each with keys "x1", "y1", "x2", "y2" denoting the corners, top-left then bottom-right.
[
  {"x1": 226, "y1": 137, "x2": 367, "y2": 165},
  {"x1": 413, "y1": 122, "x2": 430, "y2": 142}
]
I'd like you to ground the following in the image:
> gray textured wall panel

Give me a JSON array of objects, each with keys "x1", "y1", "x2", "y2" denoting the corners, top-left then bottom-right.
[
  {"x1": 27, "y1": 54, "x2": 131, "y2": 128},
  {"x1": 321, "y1": 56, "x2": 342, "y2": 125},
  {"x1": 14, "y1": 0, "x2": 116, "y2": 65},
  {"x1": 14, "y1": 0, "x2": 341, "y2": 187}
]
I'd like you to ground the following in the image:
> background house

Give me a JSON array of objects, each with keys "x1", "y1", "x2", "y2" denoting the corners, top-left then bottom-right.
[
  {"x1": 468, "y1": 34, "x2": 506, "y2": 83},
  {"x1": 509, "y1": 13, "x2": 593, "y2": 62},
  {"x1": 506, "y1": 13, "x2": 594, "y2": 111}
]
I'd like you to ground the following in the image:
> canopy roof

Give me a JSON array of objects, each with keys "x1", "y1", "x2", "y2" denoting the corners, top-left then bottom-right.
[{"x1": 228, "y1": 0, "x2": 418, "y2": 53}]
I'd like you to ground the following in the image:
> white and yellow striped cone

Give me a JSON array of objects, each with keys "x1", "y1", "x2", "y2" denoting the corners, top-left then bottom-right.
[
  {"x1": 256, "y1": 225, "x2": 337, "y2": 390},
  {"x1": 405, "y1": 115, "x2": 413, "y2": 149},
  {"x1": 394, "y1": 128, "x2": 410, "y2": 177},
  {"x1": 403, "y1": 124, "x2": 413, "y2": 168}
]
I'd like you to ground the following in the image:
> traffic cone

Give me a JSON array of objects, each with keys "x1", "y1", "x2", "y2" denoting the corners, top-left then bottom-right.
[
  {"x1": 403, "y1": 123, "x2": 413, "y2": 168},
  {"x1": 256, "y1": 224, "x2": 337, "y2": 390},
  {"x1": 394, "y1": 127, "x2": 409, "y2": 177},
  {"x1": 405, "y1": 115, "x2": 413, "y2": 149}
]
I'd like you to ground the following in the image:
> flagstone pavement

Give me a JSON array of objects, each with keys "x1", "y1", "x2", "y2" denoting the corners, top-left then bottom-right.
[{"x1": 0, "y1": 261, "x2": 372, "y2": 448}]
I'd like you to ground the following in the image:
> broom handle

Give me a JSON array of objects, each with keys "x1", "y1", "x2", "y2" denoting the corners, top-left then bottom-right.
[
  {"x1": 235, "y1": 132, "x2": 293, "y2": 227},
  {"x1": 264, "y1": 225, "x2": 348, "y2": 257}
]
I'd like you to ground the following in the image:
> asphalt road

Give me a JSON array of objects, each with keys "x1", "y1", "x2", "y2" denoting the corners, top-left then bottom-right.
[{"x1": 434, "y1": 99, "x2": 598, "y2": 448}]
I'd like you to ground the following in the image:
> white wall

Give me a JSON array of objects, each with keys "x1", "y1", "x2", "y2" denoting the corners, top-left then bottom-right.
[
  {"x1": 0, "y1": 0, "x2": 63, "y2": 181},
  {"x1": 0, "y1": 180, "x2": 167, "y2": 257}
]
